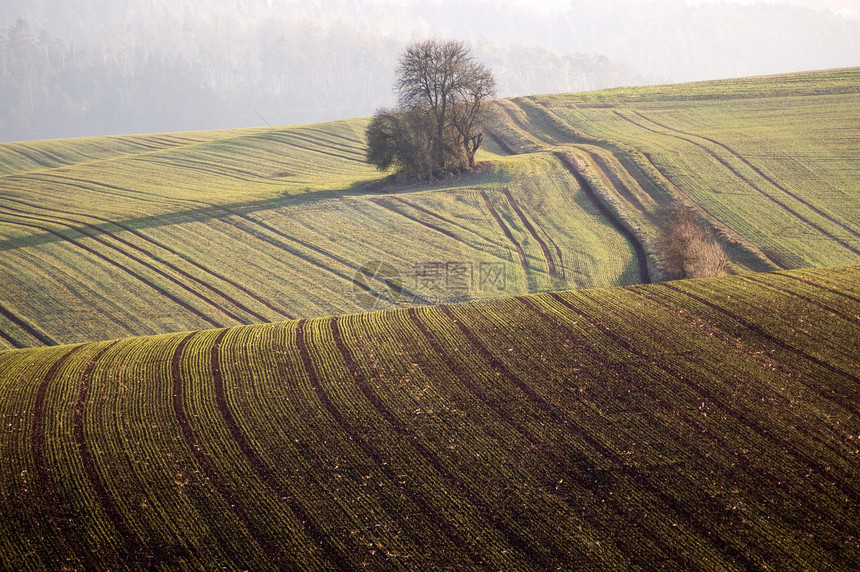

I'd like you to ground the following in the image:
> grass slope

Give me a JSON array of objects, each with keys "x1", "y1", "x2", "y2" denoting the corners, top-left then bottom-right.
[
  {"x1": 2, "y1": 68, "x2": 858, "y2": 349},
  {"x1": 0, "y1": 124, "x2": 640, "y2": 349},
  {"x1": 515, "y1": 67, "x2": 860, "y2": 272},
  {"x1": 0, "y1": 266, "x2": 858, "y2": 570}
]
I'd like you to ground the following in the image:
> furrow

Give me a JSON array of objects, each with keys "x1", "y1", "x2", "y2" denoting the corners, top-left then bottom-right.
[
  {"x1": 636, "y1": 111, "x2": 860, "y2": 242},
  {"x1": 478, "y1": 189, "x2": 528, "y2": 273},
  {"x1": 228, "y1": 210, "x2": 430, "y2": 304},
  {"x1": 208, "y1": 329, "x2": 348, "y2": 571},
  {"x1": 662, "y1": 282, "x2": 860, "y2": 404},
  {"x1": 328, "y1": 316, "x2": 495, "y2": 571},
  {"x1": 31, "y1": 344, "x2": 93, "y2": 569},
  {"x1": 553, "y1": 289, "x2": 860, "y2": 506},
  {"x1": 0, "y1": 301, "x2": 56, "y2": 346},
  {"x1": 739, "y1": 275, "x2": 860, "y2": 326},
  {"x1": 170, "y1": 332, "x2": 288, "y2": 569},
  {"x1": 394, "y1": 311, "x2": 568, "y2": 569},
  {"x1": 617, "y1": 111, "x2": 860, "y2": 257},
  {"x1": 0, "y1": 216, "x2": 222, "y2": 328},
  {"x1": 389, "y1": 196, "x2": 507, "y2": 250},
  {"x1": 500, "y1": 187, "x2": 558, "y2": 277},
  {"x1": 73, "y1": 341, "x2": 147, "y2": 567},
  {"x1": 521, "y1": 294, "x2": 857, "y2": 558},
  {"x1": 1, "y1": 203, "x2": 272, "y2": 322},
  {"x1": 406, "y1": 307, "x2": 677, "y2": 568},
  {"x1": 0, "y1": 195, "x2": 292, "y2": 319},
  {"x1": 0, "y1": 210, "x2": 240, "y2": 325},
  {"x1": 553, "y1": 151, "x2": 651, "y2": 283}
]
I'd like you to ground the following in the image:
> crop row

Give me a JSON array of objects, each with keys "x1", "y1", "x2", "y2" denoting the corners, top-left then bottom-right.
[{"x1": 2, "y1": 266, "x2": 857, "y2": 568}]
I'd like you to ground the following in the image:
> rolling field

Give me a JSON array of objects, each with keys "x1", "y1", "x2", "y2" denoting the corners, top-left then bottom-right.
[
  {"x1": 0, "y1": 266, "x2": 857, "y2": 570},
  {"x1": 515, "y1": 67, "x2": 860, "y2": 272},
  {"x1": 0, "y1": 120, "x2": 642, "y2": 349}
]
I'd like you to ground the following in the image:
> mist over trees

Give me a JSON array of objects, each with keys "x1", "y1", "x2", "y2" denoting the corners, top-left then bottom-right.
[{"x1": 1, "y1": 0, "x2": 858, "y2": 142}]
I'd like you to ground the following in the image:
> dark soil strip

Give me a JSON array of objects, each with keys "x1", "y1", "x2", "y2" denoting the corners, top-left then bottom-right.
[
  {"x1": 328, "y1": 317, "x2": 495, "y2": 571},
  {"x1": 500, "y1": 187, "x2": 558, "y2": 277},
  {"x1": 208, "y1": 329, "x2": 348, "y2": 570},
  {"x1": 407, "y1": 308, "x2": 678, "y2": 569},
  {"x1": 442, "y1": 300, "x2": 752, "y2": 568},
  {"x1": 0, "y1": 216, "x2": 222, "y2": 328},
  {"x1": 570, "y1": 285, "x2": 860, "y2": 505},
  {"x1": 73, "y1": 341, "x2": 153, "y2": 567},
  {"x1": 1, "y1": 195, "x2": 292, "y2": 319},
  {"x1": 31, "y1": 344, "x2": 93, "y2": 568},
  {"x1": 522, "y1": 294, "x2": 859, "y2": 551},
  {"x1": 0, "y1": 301, "x2": 56, "y2": 346},
  {"x1": 636, "y1": 111, "x2": 860, "y2": 243},
  {"x1": 0, "y1": 326, "x2": 25, "y2": 348},
  {"x1": 479, "y1": 189, "x2": 529, "y2": 273},
  {"x1": 320, "y1": 314, "x2": 561, "y2": 570},
  {"x1": 1, "y1": 203, "x2": 268, "y2": 323},
  {"x1": 618, "y1": 112, "x2": 860, "y2": 257},
  {"x1": 171, "y1": 331, "x2": 289, "y2": 569},
  {"x1": 543, "y1": 292, "x2": 805, "y2": 567},
  {"x1": 554, "y1": 151, "x2": 651, "y2": 284},
  {"x1": 774, "y1": 271, "x2": 860, "y2": 305},
  {"x1": 740, "y1": 275, "x2": 860, "y2": 325},
  {"x1": 660, "y1": 283, "x2": 860, "y2": 416}
]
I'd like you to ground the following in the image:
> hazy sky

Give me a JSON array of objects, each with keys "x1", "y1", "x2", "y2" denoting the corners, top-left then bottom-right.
[{"x1": 514, "y1": 0, "x2": 859, "y2": 15}]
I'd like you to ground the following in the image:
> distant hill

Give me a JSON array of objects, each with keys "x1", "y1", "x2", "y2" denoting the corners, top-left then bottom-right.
[
  {"x1": 2, "y1": 68, "x2": 858, "y2": 349},
  {"x1": 1, "y1": 265, "x2": 857, "y2": 569}
]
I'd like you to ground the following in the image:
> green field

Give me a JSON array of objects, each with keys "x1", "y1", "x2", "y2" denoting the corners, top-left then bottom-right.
[
  {"x1": 0, "y1": 266, "x2": 857, "y2": 570},
  {"x1": 2, "y1": 68, "x2": 858, "y2": 349}
]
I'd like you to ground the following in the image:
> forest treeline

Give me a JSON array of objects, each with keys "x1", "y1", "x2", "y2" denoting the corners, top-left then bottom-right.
[
  {"x1": 0, "y1": 2, "x2": 637, "y2": 142},
  {"x1": 1, "y1": 0, "x2": 856, "y2": 141}
]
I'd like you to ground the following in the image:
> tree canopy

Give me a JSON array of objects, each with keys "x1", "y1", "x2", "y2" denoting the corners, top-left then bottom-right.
[{"x1": 366, "y1": 39, "x2": 496, "y2": 179}]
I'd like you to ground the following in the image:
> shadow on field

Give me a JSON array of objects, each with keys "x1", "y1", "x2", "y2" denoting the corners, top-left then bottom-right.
[{"x1": 0, "y1": 165, "x2": 513, "y2": 253}]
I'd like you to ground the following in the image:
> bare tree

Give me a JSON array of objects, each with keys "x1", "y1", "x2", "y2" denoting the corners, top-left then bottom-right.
[
  {"x1": 367, "y1": 39, "x2": 495, "y2": 179},
  {"x1": 658, "y1": 203, "x2": 728, "y2": 280}
]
